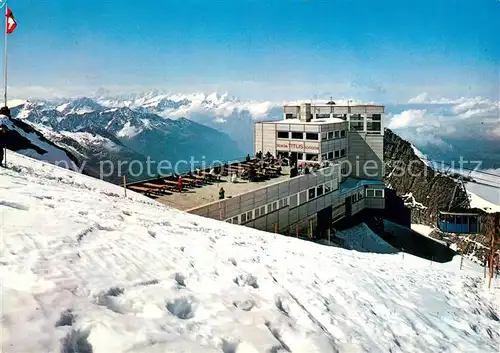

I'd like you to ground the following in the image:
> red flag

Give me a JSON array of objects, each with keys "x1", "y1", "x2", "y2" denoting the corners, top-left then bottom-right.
[{"x1": 6, "y1": 8, "x2": 17, "y2": 34}]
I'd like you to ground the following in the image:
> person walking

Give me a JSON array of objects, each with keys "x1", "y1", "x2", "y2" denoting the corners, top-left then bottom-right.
[{"x1": 177, "y1": 175, "x2": 183, "y2": 192}]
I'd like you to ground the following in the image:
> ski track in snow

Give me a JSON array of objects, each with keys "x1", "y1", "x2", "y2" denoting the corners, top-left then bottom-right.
[{"x1": 0, "y1": 151, "x2": 499, "y2": 353}]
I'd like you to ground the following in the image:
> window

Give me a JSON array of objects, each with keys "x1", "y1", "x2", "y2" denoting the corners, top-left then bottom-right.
[
  {"x1": 279, "y1": 199, "x2": 285, "y2": 208},
  {"x1": 321, "y1": 132, "x2": 328, "y2": 141},
  {"x1": 316, "y1": 113, "x2": 330, "y2": 119},
  {"x1": 241, "y1": 213, "x2": 247, "y2": 223},
  {"x1": 366, "y1": 189, "x2": 383, "y2": 198},
  {"x1": 340, "y1": 149, "x2": 346, "y2": 157},
  {"x1": 291, "y1": 132, "x2": 303, "y2": 139},
  {"x1": 335, "y1": 130, "x2": 340, "y2": 138},
  {"x1": 335, "y1": 150, "x2": 340, "y2": 158},
  {"x1": 324, "y1": 181, "x2": 332, "y2": 193},
  {"x1": 322, "y1": 154, "x2": 327, "y2": 161},
  {"x1": 328, "y1": 132, "x2": 334, "y2": 139},
  {"x1": 226, "y1": 219, "x2": 232, "y2": 223},
  {"x1": 255, "y1": 208, "x2": 260, "y2": 218},
  {"x1": 267, "y1": 204, "x2": 273, "y2": 213},
  {"x1": 272, "y1": 202, "x2": 278, "y2": 211},
  {"x1": 299, "y1": 191, "x2": 307, "y2": 204},
  {"x1": 260, "y1": 206, "x2": 266, "y2": 215},
  {"x1": 232, "y1": 216, "x2": 239, "y2": 224},
  {"x1": 367, "y1": 122, "x2": 381, "y2": 133},
  {"x1": 277, "y1": 131, "x2": 289, "y2": 139},
  {"x1": 306, "y1": 153, "x2": 318, "y2": 161},
  {"x1": 340, "y1": 130, "x2": 346, "y2": 138},
  {"x1": 246, "y1": 211, "x2": 252, "y2": 221},
  {"x1": 285, "y1": 114, "x2": 296, "y2": 119},
  {"x1": 371, "y1": 114, "x2": 381, "y2": 121},
  {"x1": 317, "y1": 185, "x2": 324, "y2": 196},
  {"x1": 306, "y1": 133, "x2": 318, "y2": 140},
  {"x1": 290, "y1": 194, "x2": 298, "y2": 207},
  {"x1": 328, "y1": 152, "x2": 334, "y2": 160},
  {"x1": 350, "y1": 121, "x2": 364, "y2": 131},
  {"x1": 308, "y1": 188, "x2": 316, "y2": 200}
]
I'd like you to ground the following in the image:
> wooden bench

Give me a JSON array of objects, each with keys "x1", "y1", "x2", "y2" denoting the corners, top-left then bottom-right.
[
  {"x1": 143, "y1": 183, "x2": 174, "y2": 194},
  {"x1": 182, "y1": 177, "x2": 202, "y2": 186},
  {"x1": 128, "y1": 185, "x2": 157, "y2": 196},
  {"x1": 161, "y1": 179, "x2": 183, "y2": 192}
]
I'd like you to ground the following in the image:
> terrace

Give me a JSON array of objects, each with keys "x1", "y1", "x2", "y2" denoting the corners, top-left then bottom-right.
[{"x1": 126, "y1": 156, "x2": 293, "y2": 211}]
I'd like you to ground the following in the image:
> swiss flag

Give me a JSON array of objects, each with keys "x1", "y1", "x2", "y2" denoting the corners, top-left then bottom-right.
[{"x1": 6, "y1": 8, "x2": 17, "y2": 34}]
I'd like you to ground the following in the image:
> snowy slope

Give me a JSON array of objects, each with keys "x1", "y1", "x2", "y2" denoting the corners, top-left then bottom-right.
[
  {"x1": 467, "y1": 190, "x2": 500, "y2": 213},
  {"x1": 410, "y1": 144, "x2": 432, "y2": 167},
  {"x1": 1, "y1": 152, "x2": 499, "y2": 353}
]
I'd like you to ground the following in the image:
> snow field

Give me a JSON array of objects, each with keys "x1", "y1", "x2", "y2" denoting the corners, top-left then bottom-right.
[{"x1": 0, "y1": 152, "x2": 499, "y2": 353}]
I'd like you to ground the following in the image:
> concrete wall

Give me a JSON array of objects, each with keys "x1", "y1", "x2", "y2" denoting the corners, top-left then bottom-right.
[
  {"x1": 347, "y1": 132, "x2": 384, "y2": 180},
  {"x1": 254, "y1": 122, "x2": 276, "y2": 156},
  {"x1": 189, "y1": 164, "x2": 340, "y2": 234},
  {"x1": 188, "y1": 163, "x2": 386, "y2": 236}
]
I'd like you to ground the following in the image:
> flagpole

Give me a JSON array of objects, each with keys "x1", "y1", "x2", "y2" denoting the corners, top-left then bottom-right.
[{"x1": 3, "y1": 1, "x2": 8, "y2": 107}]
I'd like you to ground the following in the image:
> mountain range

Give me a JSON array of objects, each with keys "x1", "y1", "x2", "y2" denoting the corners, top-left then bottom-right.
[
  {"x1": 5, "y1": 91, "x2": 500, "y2": 184},
  {"x1": 9, "y1": 94, "x2": 251, "y2": 183}
]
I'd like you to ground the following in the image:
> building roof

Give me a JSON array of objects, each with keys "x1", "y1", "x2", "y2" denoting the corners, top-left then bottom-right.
[
  {"x1": 438, "y1": 208, "x2": 485, "y2": 216},
  {"x1": 261, "y1": 118, "x2": 347, "y2": 125},
  {"x1": 284, "y1": 104, "x2": 384, "y2": 108},
  {"x1": 340, "y1": 178, "x2": 385, "y2": 196}
]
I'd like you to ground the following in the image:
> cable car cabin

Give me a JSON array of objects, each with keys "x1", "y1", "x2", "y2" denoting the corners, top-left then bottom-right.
[{"x1": 437, "y1": 209, "x2": 482, "y2": 234}]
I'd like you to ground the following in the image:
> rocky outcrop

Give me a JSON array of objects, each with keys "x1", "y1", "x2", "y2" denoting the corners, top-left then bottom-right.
[{"x1": 384, "y1": 128, "x2": 469, "y2": 226}]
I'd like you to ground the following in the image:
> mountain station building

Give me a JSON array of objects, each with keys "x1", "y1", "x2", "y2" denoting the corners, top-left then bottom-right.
[{"x1": 128, "y1": 101, "x2": 386, "y2": 238}]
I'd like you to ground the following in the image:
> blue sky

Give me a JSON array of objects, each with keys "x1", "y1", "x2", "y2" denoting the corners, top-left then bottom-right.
[{"x1": 6, "y1": 0, "x2": 500, "y2": 102}]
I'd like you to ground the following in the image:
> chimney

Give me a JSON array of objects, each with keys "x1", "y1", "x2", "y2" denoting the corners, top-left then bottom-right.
[{"x1": 300, "y1": 103, "x2": 312, "y2": 122}]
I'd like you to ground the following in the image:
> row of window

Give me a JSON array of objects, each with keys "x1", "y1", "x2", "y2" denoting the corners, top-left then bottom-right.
[
  {"x1": 366, "y1": 188, "x2": 384, "y2": 198},
  {"x1": 350, "y1": 114, "x2": 382, "y2": 121},
  {"x1": 321, "y1": 149, "x2": 346, "y2": 161},
  {"x1": 349, "y1": 121, "x2": 382, "y2": 132},
  {"x1": 226, "y1": 180, "x2": 338, "y2": 225},
  {"x1": 285, "y1": 113, "x2": 381, "y2": 121},
  {"x1": 277, "y1": 130, "x2": 347, "y2": 141},
  {"x1": 277, "y1": 149, "x2": 346, "y2": 163},
  {"x1": 350, "y1": 190, "x2": 365, "y2": 204}
]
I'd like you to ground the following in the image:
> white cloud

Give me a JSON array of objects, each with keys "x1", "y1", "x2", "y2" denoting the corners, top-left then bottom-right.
[
  {"x1": 408, "y1": 92, "x2": 429, "y2": 104},
  {"x1": 392, "y1": 95, "x2": 500, "y2": 145}
]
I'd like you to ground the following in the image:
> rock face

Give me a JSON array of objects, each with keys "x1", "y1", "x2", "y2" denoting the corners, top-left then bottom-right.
[
  {"x1": 0, "y1": 116, "x2": 82, "y2": 171},
  {"x1": 384, "y1": 128, "x2": 469, "y2": 226},
  {"x1": 384, "y1": 128, "x2": 499, "y2": 263}
]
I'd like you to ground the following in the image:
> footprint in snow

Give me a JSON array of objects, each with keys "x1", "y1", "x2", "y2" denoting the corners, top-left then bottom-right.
[
  {"x1": 166, "y1": 297, "x2": 196, "y2": 320},
  {"x1": 233, "y1": 274, "x2": 258, "y2": 289},
  {"x1": 55, "y1": 309, "x2": 75, "y2": 327},
  {"x1": 233, "y1": 299, "x2": 256, "y2": 311},
  {"x1": 60, "y1": 329, "x2": 93, "y2": 353},
  {"x1": 175, "y1": 273, "x2": 186, "y2": 287}
]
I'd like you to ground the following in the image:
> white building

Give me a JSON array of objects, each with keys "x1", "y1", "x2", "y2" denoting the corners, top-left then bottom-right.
[{"x1": 254, "y1": 102, "x2": 384, "y2": 179}]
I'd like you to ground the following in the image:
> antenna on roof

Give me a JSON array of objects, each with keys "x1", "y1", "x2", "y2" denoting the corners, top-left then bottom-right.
[{"x1": 326, "y1": 96, "x2": 335, "y2": 105}]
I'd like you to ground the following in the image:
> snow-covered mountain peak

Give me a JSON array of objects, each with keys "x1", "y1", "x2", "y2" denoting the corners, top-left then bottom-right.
[{"x1": 60, "y1": 97, "x2": 104, "y2": 115}]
